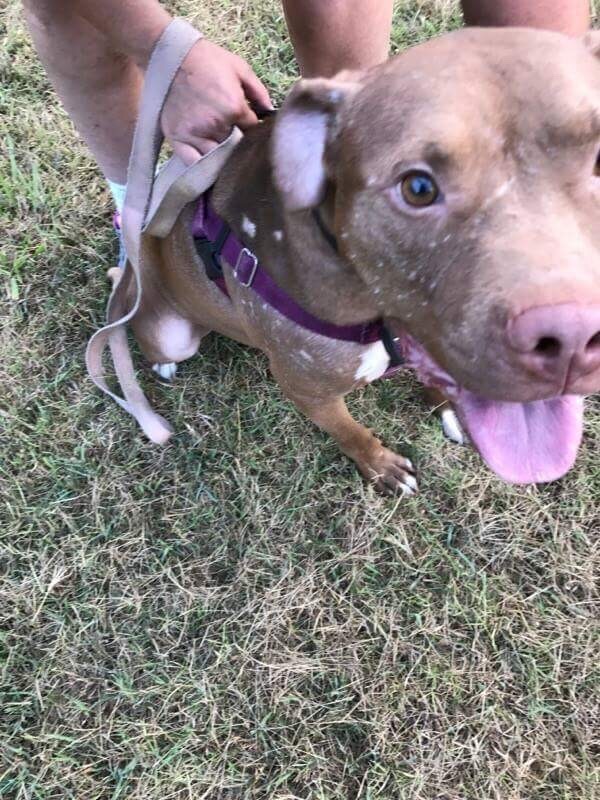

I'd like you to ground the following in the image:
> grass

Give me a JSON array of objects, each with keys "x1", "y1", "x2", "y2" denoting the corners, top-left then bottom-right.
[{"x1": 1, "y1": 0, "x2": 599, "y2": 797}]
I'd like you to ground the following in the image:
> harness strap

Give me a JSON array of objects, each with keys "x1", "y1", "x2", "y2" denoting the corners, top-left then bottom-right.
[
  {"x1": 192, "y1": 196, "x2": 406, "y2": 377},
  {"x1": 85, "y1": 18, "x2": 241, "y2": 443},
  {"x1": 380, "y1": 324, "x2": 405, "y2": 368},
  {"x1": 192, "y1": 196, "x2": 383, "y2": 344}
]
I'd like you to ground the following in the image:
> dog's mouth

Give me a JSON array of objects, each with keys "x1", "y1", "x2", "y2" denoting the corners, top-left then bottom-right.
[{"x1": 396, "y1": 332, "x2": 584, "y2": 484}]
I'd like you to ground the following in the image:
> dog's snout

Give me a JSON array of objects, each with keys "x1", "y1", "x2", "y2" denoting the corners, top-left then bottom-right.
[{"x1": 507, "y1": 303, "x2": 600, "y2": 384}]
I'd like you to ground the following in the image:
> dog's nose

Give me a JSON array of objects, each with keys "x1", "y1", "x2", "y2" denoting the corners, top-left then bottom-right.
[{"x1": 508, "y1": 303, "x2": 600, "y2": 384}]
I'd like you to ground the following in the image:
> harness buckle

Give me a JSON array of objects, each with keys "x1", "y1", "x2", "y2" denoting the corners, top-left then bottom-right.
[
  {"x1": 194, "y1": 220, "x2": 231, "y2": 280},
  {"x1": 235, "y1": 248, "x2": 258, "y2": 287},
  {"x1": 381, "y1": 324, "x2": 404, "y2": 367},
  {"x1": 194, "y1": 237, "x2": 223, "y2": 279}
]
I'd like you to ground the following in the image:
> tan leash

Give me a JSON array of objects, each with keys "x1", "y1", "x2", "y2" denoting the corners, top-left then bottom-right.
[{"x1": 85, "y1": 18, "x2": 242, "y2": 443}]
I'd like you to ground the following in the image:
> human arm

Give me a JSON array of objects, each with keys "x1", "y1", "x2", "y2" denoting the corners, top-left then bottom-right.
[{"x1": 71, "y1": 0, "x2": 273, "y2": 160}]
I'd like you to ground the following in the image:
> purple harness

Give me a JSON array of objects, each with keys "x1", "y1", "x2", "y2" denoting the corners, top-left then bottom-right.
[{"x1": 191, "y1": 195, "x2": 404, "y2": 374}]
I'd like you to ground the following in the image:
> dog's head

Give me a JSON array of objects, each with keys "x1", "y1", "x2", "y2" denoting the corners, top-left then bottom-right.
[{"x1": 271, "y1": 27, "x2": 600, "y2": 483}]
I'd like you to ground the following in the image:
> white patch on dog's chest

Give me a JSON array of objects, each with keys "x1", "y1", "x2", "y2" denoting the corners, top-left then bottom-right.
[
  {"x1": 156, "y1": 317, "x2": 199, "y2": 362},
  {"x1": 354, "y1": 341, "x2": 390, "y2": 383}
]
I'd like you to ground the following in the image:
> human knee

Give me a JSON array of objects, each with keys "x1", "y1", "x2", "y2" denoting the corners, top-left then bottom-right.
[
  {"x1": 22, "y1": 0, "x2": 74, "y2": 30},
  {"x1": 24, "y1": 0, "x2": 134, "y2": 84}
]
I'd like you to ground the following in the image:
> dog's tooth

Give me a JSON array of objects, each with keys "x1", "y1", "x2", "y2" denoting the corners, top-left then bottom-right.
[{"x1": 441, "y1": 408, "x2": 466, "y2": 445}]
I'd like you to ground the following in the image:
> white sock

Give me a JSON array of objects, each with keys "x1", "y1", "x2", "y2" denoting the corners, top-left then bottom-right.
[{"x1": 108, "y1": 180, "x2": 127, "y2": 214}]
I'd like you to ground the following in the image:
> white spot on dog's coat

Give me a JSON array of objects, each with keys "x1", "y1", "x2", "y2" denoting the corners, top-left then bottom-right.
[
  {"x1": 491, "y1": 177, "x2": 514, "y2": 201},
  {"x1": 442, "y1": 408, "x2": 466, "y2": 444},
  {"x1": 354, "y1": 341, "x2": 390, "y2": 383},
  {"x1": 156, "y1": 317, "x2": 199, "y2": 362},
  {"x1": 273, "y1": 230, "x2": 283, "y2": 241},
  {"x1": 479, "y1": 177, "x2": 515, "y2": 213},
  {"x1": 241, "y1": 215, "x2": 256, "y2": 238},
  {"x1": 153, "y1": 362, "x2": 178, "y2": 381}
]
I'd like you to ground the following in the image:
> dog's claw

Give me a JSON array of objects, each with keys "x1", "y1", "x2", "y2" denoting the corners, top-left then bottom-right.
[
  {"x1": 401, "y1": 472, "x2": 418, "y2": 493},
  {"x1": 152, "y1": 362, "x2": 178, "y2": 382},
  {"x1": 363, "y1": 448, "x2": 419, "y2": 497}
]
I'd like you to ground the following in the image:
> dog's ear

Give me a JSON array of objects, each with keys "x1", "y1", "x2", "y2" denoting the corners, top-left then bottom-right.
[
  {"x1": 583, "y1": 30, "x2": 600, "y2": 58},
  {"x1": 272, "y1": 75, "x2": 361, "y2": 210}
]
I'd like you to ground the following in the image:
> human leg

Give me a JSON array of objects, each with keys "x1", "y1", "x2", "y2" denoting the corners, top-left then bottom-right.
[
  {"x1": 281, "y1": 0, "x2": 394, "y2": 77},
  {"x1": 23, "y1": 0, "x2": 142, "y2": 184},
  {"x1": 461, "y1": 0, "x2": 590, "y2": 36}
]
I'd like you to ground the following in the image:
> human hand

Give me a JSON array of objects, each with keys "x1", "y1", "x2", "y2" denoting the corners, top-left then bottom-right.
[{"x1": 161, "y1": 38, "x2": 273, "y2": 163}]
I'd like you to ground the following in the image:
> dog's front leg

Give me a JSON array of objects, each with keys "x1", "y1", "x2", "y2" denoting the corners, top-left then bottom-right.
[{"x1": 274, "y1": 371, "x2": 417, "y2": 496}]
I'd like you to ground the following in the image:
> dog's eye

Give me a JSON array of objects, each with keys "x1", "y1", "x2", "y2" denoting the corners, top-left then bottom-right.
[{"x1": 400, "y1": 171, "x2": 439, "y2": 207}]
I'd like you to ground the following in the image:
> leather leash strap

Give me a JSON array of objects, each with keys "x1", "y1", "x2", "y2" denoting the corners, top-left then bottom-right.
[{"x1": 85, "y1": 18, "x2": 241, "y2": 443}]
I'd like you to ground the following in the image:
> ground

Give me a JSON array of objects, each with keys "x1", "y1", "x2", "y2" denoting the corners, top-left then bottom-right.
[{"x1": 1, "y1": 1, "x2": 599, "y2": 798}]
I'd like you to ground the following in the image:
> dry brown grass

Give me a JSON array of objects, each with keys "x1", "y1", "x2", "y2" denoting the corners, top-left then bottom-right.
[{"x1": 1, "y1": 1, "x2": 599, "y2": 798}]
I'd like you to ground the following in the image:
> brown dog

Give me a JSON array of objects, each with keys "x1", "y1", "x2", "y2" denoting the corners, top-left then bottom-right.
[{"x1": 123, "y1": 27, "x2": 600, "y2": 494}]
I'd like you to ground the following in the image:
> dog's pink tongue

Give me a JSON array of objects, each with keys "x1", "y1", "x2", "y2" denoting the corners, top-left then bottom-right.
[{"x1": 457, "y1": 392, "x2": 584, "y2": 484}]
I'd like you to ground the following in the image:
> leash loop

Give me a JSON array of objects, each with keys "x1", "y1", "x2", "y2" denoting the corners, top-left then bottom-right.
[{"x1": 85, "y1": 18, "x2": 241, "y2": 442}]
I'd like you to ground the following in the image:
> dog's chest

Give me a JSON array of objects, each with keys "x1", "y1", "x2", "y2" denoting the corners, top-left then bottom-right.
[
  {"x1": 354, "y1": 341, "x2": 390, "y2": 382},
  {"x1": 228, "y1": 276, "x2": 391, "y2": 388}
]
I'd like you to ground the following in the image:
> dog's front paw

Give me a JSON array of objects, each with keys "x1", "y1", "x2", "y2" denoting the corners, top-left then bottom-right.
[
  {"x1": 152, "y1": 362, "x2": 178, "y2": 382},
  {"x1": 360, "y1": 447, "x2": 418, "y2": 497}
]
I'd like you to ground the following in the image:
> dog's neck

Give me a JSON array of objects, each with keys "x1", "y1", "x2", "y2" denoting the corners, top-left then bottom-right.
[{"x1": 211, "y1": 123, "x2": 380, "y2": 327}]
